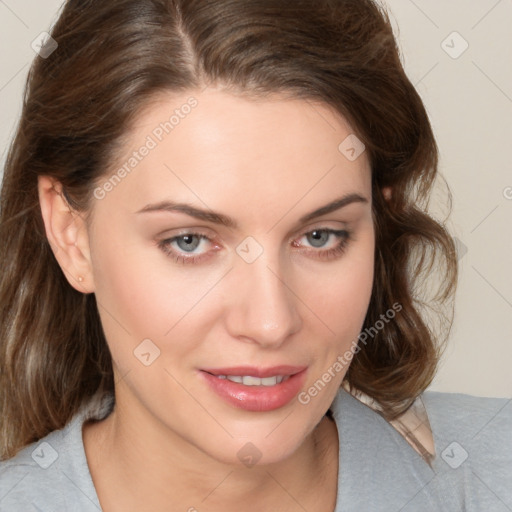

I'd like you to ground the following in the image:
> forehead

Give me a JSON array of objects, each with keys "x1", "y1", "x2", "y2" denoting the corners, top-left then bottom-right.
[{"x1": 93, "y1": 88, "x2": 371, "y2": 223}]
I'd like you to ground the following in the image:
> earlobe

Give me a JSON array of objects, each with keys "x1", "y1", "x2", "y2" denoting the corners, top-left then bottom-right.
[
  {"x1": 382, "y1": 186, "x2": 392, "y2": 201},
  {"x1": 37, "y1": 176, "x2": 95, "y2": 294}
]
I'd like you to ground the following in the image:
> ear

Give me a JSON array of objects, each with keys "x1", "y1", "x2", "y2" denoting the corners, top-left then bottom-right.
[
  {"x1": 38, "y1": 175, "x2": 95, "y2": 294},
  {"x1": 382, "y1": 186, "x2": 392, "y2": 201}
]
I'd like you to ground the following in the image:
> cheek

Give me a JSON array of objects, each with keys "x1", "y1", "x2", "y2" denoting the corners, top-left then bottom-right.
[
  {"x1": 311, "y1": 230, "x2": 374, "y2": 345},
  {"x1": 87, "y1": 221, "x2": 172, "y2": 363},
  {"x1": 295, "y1": 234, "x2": 374, "y2": 414},
  {"x1": 89, "y1": 228, "x2": 225, "y2": 367}
]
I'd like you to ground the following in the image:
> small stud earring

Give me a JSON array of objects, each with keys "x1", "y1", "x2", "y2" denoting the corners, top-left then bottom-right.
[{"x1": 78, "y1": 276, "x2": 84, "y2": 282}]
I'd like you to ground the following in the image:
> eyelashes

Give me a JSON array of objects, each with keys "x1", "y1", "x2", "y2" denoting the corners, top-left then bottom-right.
[
  {"x1": 157, "y1": 227, "x2": 353, "y2": 265},
  {"x1": 158, "y1": 232, "x2": 215, "y2": 264}
]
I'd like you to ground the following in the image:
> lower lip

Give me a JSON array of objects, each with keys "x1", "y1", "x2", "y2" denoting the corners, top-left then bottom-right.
[{"x1": 200, "y1": 370, "x2": 307, "y2": 412}]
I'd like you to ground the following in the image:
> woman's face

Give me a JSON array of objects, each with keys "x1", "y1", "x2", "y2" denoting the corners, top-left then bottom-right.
[{"x1": 84, "y1": 87, "x2": 375, "y2": 465}]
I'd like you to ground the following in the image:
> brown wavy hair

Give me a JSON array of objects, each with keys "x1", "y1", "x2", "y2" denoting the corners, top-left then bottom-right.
[{"x1": 0, "y1": 0, "x2": 457, "y2": 460}]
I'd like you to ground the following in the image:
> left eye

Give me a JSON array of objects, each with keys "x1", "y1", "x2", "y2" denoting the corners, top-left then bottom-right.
[
  {"x1": 157, "y1": 227, "x2": 351, "y2": 264},
  {"x1": 171, "y1": 234, "x2": 205, "y2": 252},
  {"x1": 157, "y1": 232, "x2": 214, "y2": 265},
  {"x1": 299, "y1": 229, "x2": 342, "y2": 249}
]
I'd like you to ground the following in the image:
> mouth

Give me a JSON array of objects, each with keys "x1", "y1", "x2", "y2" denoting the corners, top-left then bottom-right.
[
  {"x1": 210, "y1": 374, "x2": 290, "y2": 386},
  {"x1": 199, "y1": 365, "x2": 307, "y2": 412}
]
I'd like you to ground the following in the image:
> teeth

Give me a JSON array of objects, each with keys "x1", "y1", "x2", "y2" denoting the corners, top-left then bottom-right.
[{"x1": 217, "y1": 375, "x2": 288, "y2": 386}]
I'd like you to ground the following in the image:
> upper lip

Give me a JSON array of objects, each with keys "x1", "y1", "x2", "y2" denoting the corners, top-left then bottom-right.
[{"x1": 201, "y1": 365, "x2": 307, "y2": 378}]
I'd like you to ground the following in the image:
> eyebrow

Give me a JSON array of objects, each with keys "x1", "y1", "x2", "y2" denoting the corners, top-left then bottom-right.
[{"x1": 135, "y1": 193, "x2": 368, "y2": 229}]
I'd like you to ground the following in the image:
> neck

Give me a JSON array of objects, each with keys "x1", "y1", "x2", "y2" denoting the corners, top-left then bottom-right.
[{"x1": 83, "y1": 392, "x2": 339, "y2": 512}]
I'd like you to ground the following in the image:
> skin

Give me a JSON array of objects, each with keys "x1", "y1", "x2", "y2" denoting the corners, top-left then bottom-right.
[{"x1": 38, "y1": 87, "x2": 376, "y2": 511}]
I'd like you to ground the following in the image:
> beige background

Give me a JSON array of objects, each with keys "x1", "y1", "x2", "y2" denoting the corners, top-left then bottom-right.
[{"x1": 0, "y1": 0, "x2": 511, "y2": 398}]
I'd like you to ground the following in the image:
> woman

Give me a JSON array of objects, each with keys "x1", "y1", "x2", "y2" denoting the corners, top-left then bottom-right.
[{"x1": 0, "y1": 0, "x2": 510, "y2": 510}]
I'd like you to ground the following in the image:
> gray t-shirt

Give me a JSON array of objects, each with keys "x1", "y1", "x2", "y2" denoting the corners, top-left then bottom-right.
[{"x1": 1, "y1": 388, "x2": 511, "y2": 511}]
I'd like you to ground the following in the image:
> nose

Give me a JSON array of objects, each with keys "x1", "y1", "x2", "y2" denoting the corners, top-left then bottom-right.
[{"x1": 224, "y1": 249, "x2": 302, "y2": 348}]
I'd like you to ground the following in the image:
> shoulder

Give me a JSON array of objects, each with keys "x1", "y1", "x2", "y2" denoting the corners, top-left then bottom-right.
[
  {"x1": 0, "y1": 393, "x2": 114, "y2": 512},
  {"x1": 421, "y1": 390, "x2": 512, "y2": 454},
  {"x1": 0, "y1": 420, "x2": 98, "y2": 511},
  {"x1": 422, "y1": 389, "x2": 511, "y2": 421},
  {"x1": 332, "y1": 386, "x2": 512, "y2": 447},
  {"x1": 329, "y1": 388, "x2": 512, "y2": 511},
  {"x1": 421, "y1": 391, "x2": 512, "y2": 463},
  {"x1": 421, "y1": 391, "x2": 512, "y2": 511}
]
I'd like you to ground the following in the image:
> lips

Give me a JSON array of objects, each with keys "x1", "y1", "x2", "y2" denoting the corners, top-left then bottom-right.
[{"x1": 200, "y1": 365, "x2": 307, "y2": 412}]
